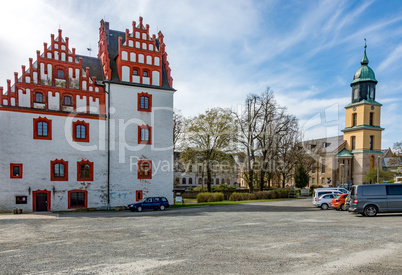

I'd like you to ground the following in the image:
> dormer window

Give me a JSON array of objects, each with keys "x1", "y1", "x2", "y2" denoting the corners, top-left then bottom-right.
[{"x1": 57, "y1": 69, "x2": 64, "y2": 79}]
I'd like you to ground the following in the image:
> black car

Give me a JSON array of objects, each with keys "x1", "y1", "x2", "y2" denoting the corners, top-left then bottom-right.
[{"x1": 128, "y1": 197, "x2": 169, "y2": 212}]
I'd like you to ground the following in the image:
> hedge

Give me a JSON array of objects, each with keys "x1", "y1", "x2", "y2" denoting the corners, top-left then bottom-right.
[
  {"x1": 229, "y1": 189, "x2": 290, "y2": 201},
  {"x1": 196, "y1": 192, "x2": 224, "y2": 203}
]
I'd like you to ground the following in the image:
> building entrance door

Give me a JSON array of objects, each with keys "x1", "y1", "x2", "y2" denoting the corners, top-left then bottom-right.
[
  {"x1": 36, "y1": 193, "x2": 48, "y2": 211},
  {"x1": 32, "y1": 190, "x2": 51, "y2": 211}
]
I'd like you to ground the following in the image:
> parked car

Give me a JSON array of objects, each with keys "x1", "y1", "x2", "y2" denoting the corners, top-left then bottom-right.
[
  {"x1": 316, "y1": 193, "x2": 339, "y2": 210},
  {"x1": 331, "y1": 193, "x2": 349, "y2": 211},
  {"x1": 128, "y1": 197, "x2": 169, "y2": 212},
  {"x1": 313, "y1": 189, "x2": 342, "y2": 206},
  {"x1": 348, "y1": 183, "x2": 402, "y2": 217}
]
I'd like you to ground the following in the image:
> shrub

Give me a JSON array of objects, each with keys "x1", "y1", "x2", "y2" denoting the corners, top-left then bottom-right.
[
  {"x1": 229, "y1": 192, "x2": 257, "y2": 201},
  {"x1": 196, "y1": 192, "x2": 224, "y2": 203},
  {"x1": 216, "y1": 184, "x2": 237, "y2": 191}
]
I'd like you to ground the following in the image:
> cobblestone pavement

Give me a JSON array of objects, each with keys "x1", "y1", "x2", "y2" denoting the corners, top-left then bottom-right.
[{"x1": 1, "y1": 199, "x2": 401, "y2": 274}]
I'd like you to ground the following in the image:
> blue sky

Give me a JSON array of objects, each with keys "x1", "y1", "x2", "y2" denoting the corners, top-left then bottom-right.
[{"x1": 1, "y1": 0, "x2": 402, "y2": 148}]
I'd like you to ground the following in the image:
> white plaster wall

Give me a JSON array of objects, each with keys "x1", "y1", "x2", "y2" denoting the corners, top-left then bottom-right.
[
  {"x1": 89, "y1": 97, "x2": 99, "y2": 114},
  {"x1": 132, "y1": 75, "x2": 140, "y2": 84},
  {"x1": 108, "y1": 83, "x2": 174, "y2": 206},
  {"x1": 143, "y1": 77, "x2": 150, "y2": 85},
  {"x1": 18, "y1": 89, "x2": 31, "y2": 108},
  {"x1": 152, "y1": 71, "x2": 160, "y2": 86},
  {"x1": 130, "y1": 52, "x2": 136, "y2": 62},
  {"x1": 76, "y1": 95, "x2": 87, "y2": 112},
  {"x1": 146, "y1": 56, "x2": 152, "y2": 65},
  {"x1": 33, "y1": 72, "x2": 38, "y2": 84},
  {"x1": 0, "y1": 111, "x2": 108, "y2": 211},
  {"x1": 122, "y1": 51, "x2": 128, "y2": 61},
  {"x1": 122, "y1": 66, "x2": 130, "y2": 82},
  {"x1": 48, "y1": 91, "x2": 60, "y2": 110}
]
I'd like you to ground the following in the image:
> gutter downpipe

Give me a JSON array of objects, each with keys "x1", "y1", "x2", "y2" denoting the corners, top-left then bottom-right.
[{"x1": 106, "y1": 81, "x2": 111, "y2": 210}]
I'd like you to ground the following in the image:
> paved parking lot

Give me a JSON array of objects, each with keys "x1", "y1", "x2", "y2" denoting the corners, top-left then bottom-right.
[{"x1": 1, "y1": 199, "x2": 402, "y2": 274}]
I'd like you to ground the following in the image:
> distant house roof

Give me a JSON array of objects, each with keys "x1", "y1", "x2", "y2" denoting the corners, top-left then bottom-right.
[
  {"x1": 382, "y1": 148, "x2": 393, "y2": 158},
  {"x1": 302, "y1": 135, "x2": 346, "y2": 155}
]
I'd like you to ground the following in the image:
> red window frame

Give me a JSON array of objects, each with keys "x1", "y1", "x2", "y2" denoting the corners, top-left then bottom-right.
[
  {"x1": 50, "y1": 159, "x2": 68, "y2": 181},
  {"x1": 10, "y1": 163, "x2": 23, "y2": 179},
  {"x1": 137, "y1": 92, "x2": 152, "y2": 112},
  {"x1": 138, "y1": 124, "x2": 152, "y2": 145},
  {"x1": 72, "y1": 120, "x2": 89, "y2": 142},
  {"x1": 136, "y1": 190, "x2": 143, "y2": 201},
  {"x1": 68, "y1": 190, "x2": 88, "y2": 209},
  {"x1": 33, "y1": 117, "x2": 52, "y2": 140},
  {"x1": 138, "y1": 160, "x2": 152, "y2": 179},
  {"x1": 77, "y1": 160, "x2": 94, "y2": 181}
]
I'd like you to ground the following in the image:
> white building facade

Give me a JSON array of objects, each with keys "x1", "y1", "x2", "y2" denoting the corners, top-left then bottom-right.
[{"x1": 0, "y1": 17, "x2": 175, "y2": 211}]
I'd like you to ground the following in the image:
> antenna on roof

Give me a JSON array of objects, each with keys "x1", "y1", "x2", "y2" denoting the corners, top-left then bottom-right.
[{"x1": 87, "y1": 43, "x2": 92, "y2": 57}]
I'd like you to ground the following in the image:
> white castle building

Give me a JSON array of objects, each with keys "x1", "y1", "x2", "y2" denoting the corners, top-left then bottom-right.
[{"x1": 0, "y1": 17, "x2": 175, "y2": 211}]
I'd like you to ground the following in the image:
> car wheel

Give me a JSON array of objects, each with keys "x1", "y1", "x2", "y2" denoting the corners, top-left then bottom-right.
[
  {"x1": 364, "y1": 205, "x2": 378, "y2": 217},
  {"x1": 137, "y1": 206, "x2": 143, "y2": 212},
  {"x1": 341, "y1": 203, "x2": 347, "y2": 211},
  {"x1": 159, "y1": 205, "x2": 166, "y2": 211},
  {"x1": 321, "y1": 203, "x2": 329, "y2": 210}
]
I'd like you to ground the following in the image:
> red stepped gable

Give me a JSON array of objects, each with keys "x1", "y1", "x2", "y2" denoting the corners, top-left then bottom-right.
[
  {"x1": 0, "y1": 29, "x2": 106, "y2": 117},
  {"x1": 98, "y1": 16, "x2": 173, "y2": 88}
]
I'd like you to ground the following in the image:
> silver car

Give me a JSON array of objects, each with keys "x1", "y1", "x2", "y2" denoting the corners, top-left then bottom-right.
[{"x1": 316, "y1": 193, "x2": 339, "y2": 210}]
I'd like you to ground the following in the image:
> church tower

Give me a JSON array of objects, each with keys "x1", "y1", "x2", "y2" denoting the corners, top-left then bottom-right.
[{"x1": 342, "y1": 42, "x2": 384, "y2": 184}]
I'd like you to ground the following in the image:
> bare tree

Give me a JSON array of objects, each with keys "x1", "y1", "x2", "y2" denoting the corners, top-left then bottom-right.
[
  {"x1": 276, "y1": 115, "x2": 300, "y2": 188},
  {"x1": 173, "y1": 110, "x2": 186, "y2": 151},
  {"x1": 182, "y1": 108, "x2": 236, "y2": 192},
  {"x1": 233, "y1": 94, "x2": 265, "y2": 192}
]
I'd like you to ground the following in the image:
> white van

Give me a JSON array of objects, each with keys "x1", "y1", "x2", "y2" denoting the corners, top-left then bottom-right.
[{"x1": 312, "y1": 188, "x2": 343, "y2": 206}]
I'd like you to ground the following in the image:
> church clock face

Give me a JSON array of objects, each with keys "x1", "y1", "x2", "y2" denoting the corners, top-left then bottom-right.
[{"x1": 371, "y1": 105, "x2": 374, "y2": 110}]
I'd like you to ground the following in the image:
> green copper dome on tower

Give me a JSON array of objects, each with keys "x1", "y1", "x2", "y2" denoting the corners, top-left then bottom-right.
[{"x1": 351, "y1": 42, "x2": 377, "y2": 85}]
